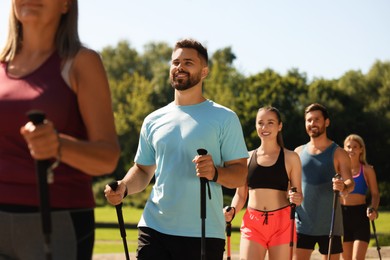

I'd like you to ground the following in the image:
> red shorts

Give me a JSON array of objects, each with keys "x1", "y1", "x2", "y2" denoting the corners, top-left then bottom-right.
[{"x1": 240, "y1": 205, "x2": 295, "y2": 249}]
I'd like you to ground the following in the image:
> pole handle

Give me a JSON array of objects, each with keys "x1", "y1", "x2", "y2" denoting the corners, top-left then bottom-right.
[
  {"x1": 225, "y1": 206, "x2": 234, "y2": 236},
  {"x1": 290, "y1": 187, "x2": 297, "y2": 219},
  {"x1": 27, "y1": 110, "x2": 52, "y2": 260},
  {"x1": 27, "y1": 110, "x2": 46, "y2": 125},
  {"x1": 197, "y1": 148, "x2": 209, "y2": 219},
  {"x1": 108, "y1": 181, "x2": 126, "y2": 237},
  {"x1": 333, "y1": 174, "x2": 342, "y2": 195},
  {"x1": 108, "y1": 181, "x2": 130, "y2": 260}
]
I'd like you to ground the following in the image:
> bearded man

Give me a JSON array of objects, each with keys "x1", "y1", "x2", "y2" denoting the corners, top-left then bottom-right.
[
  {"x1": 293, "y1": 103, "x2": 355, "y2": 260},
  {"x1": 105, "y1": 38, "x2": 248, "y2": 260}
]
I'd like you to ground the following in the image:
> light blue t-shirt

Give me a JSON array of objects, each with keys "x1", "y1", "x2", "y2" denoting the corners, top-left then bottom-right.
[{"x1": 134, "y1": 100, "x2": 248, "y2": 239}]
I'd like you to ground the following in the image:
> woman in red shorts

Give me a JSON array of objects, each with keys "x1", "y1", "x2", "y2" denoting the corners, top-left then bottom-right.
[{"x1": 224, "y1": 106, "x2": 303, "y2": 260}]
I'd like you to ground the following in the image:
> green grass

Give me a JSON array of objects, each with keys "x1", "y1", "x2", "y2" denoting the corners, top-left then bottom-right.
[
  {"x1": 94, "y1": 206, "x2": 143, "y2": 254},
  {"x1": 93, "y1": 206, "x2": 390, "y2": 255},
  {"x1": 368, "y1": 211, "x2": 390, "y2": 247}
]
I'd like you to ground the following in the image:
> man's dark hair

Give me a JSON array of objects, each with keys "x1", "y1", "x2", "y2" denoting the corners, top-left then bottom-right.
[
  {"x1": 174, "y1": 38, "x2": 208, "y2": 65},
  {"x1": 304, "y1": 103, "x2": 329, "y2": 120}
]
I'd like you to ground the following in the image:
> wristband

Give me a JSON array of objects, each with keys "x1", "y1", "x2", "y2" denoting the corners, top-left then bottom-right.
[
  {"x1": 368, "y1": 207, "x2": 376, "y2": 212},
  {"x1": 124, "y1": 185, "x2": 128, "y2": 198},
  {"x1": 230, "y1": 206, "x2": 236, "y2": 221},
  {"x1": 212, "y1": 166, "x2": 218, "y2": 182},
  {"x1": 343, "y1": 183, "x2": 348, "y2": 193}
]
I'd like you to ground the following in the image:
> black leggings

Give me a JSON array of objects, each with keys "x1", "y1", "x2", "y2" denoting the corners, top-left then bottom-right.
[
  {"x1": 70, "y1": 209, "x2": 95, "y2": 260},
  {"x1": 0, "y1": 205, "x2": 94, "y2": 260}
]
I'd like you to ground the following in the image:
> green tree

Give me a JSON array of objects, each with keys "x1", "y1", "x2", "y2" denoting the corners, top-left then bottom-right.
[
  {"x1": 204, "y1": 47, "x2": 245, "y2": 113},
  {"x1": 240, "y1": 69, "x2": 308, "y2": 150},
  {"x1": 100, "y1": 40, "x2": 140, "y2": 81},
  {"x1": 113, "y1": 73, "x2": 154, "y2": 173},
  {"x1": 140, "y1": 42, "x2": 173, "y2": 108}
]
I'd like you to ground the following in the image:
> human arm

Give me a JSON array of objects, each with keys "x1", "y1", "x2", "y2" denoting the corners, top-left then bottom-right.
[
  {"x1": 223, "y1": 151, "x2": 250, "y2": 222},
  {"x1": 365, "y1": 165, "x2": 380, "y2": 220},
  {"x1": 286, "y1": 150, "x2": 303, "y2": 206},
  {"x1": 333, "y1": 147, "x2": 355, "y2": 193},
  {"x1": 193, "y1": 154, "x2": 247, "y2": 189},
  {"x1": 104, "y1": 163, "x2": 156, "y2": 206},
  {"x1": 20, "y1": 48, "x2": 120, "y2": 175},
  {"x1": 224, "y1": 185, "x2": 248, "y2": 223},
  {"x1": 63, "y1": 48, "x2": 120, "y2": 174}
]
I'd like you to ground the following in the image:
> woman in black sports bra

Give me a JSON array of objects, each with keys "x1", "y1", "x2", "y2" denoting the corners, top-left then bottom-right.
[{"x1": 224, "y1": 106, "x2": 303, "y2": 260}]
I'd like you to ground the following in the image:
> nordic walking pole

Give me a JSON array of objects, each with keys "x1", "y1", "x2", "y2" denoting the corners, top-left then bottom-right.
[
  {"x1": 225, "y1": 206, "x2": 235, "y2": 260},
  {"x1": 369, "y1": 208, "x2": 382, "y2": 260},
  {"x1": 197, "y1": 148, "x2": 209, "y2": 260},
  {"x1": 27, "y1": 110, "x2": 52, "y2": 260},
  {"x1": 108, "y1": 181, "x2": 130, "y2": 260},
  {"x1": 327, "y1": 174, "x2": 341, "y2": 260},
  {"x1": 289, "y1": 187, "x2": 297, "y2": 260}
]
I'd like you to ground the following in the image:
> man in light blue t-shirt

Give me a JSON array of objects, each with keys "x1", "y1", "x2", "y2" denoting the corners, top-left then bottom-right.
[{"x1": 105, "y1": 38, "x2": 248, "y2": 260}]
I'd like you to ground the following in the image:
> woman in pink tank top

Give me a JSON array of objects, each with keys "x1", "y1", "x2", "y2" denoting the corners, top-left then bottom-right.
[{"x1": 0, "y1": 1, "x2": 120, "y2": 259}]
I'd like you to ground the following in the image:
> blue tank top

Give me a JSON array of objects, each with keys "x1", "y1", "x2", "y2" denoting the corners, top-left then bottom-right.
[
  {"x1": 295, "y1": 142, "x2": 343, "y2": 236},
  {"x1": 350, "y1": 164, "x2": 368, "y2": 195}
]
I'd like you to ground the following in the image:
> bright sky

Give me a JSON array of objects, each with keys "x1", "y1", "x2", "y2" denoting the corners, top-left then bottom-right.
[{"x1": 1, "y1": 0, "x2": 390, "y2": 80}]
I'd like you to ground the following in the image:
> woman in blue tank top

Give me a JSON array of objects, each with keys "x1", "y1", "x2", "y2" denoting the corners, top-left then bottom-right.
[{"x1": 341, "y1": 134, "x2": 380, "y2": 260}]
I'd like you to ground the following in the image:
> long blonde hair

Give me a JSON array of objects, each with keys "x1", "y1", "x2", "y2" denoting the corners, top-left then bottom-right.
[
  {"x1": 0, "y1": 0, "x2": 82, "y2": 62},
  {"x1": 344, "y1": 134, "x2": 368, "y2": 165}
]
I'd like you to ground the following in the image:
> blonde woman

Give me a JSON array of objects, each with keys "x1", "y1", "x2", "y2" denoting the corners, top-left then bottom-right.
[{"x1": 341, "y1": 134, "x2": 380, "y2": 260}]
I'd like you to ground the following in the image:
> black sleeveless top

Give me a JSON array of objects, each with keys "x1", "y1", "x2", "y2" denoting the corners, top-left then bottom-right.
[{"x1": 247, "y1": 148, "x2": 289, "y2": 191}]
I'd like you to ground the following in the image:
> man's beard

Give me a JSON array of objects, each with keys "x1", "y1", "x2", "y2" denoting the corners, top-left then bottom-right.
[
  {"x1": 308, "y1": 125, "x2": 326, "y2": 138},
  {"x1": 170, "y1": 71, "x2": 202, "y2": 91}
]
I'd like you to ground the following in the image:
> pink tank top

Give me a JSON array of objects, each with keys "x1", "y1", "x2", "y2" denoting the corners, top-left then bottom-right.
[{"x1": 0, "y1": 51, "x2": 94, "y2": 208}]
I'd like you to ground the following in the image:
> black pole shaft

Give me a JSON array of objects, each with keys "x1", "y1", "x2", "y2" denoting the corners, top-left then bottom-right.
[
  {"x1": 200, "y1": 178, "x2": 206, "y2": 260},
  {"x1": 225, "y1": 206, "x2": 232, "y2": 260},
  {"x1": 27, "y1": 110, "x2": 52, "y2": 260},
  {"x1": 289, "y1": 187, "x2": 297, "y2": 260},
  {"x1": 371, "y1": 220, "x2": 382, "y2": 260},
  {"x1": 197, "y1": 148, "x2": 208, "y2": 260},
  {"x1": 327, "y1": 192, "x2": 338, "y2": 260},
  {"x1": 328, "y1": 174, "x2": 341, "y2": 260},
  {"x1": 108, "y1": 181, "x2": 130, "y2": 260}
]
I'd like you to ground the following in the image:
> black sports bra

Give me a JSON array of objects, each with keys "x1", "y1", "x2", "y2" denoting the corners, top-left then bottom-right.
[{"x1": 247, "y1": 148, "x2": 289, "y2": 191}]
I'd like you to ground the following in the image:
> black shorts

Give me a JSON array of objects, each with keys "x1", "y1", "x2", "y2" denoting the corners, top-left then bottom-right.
[
  {"x1": 297, "y1": 233, "x2": 343, "y2": 255},
  {"x1": 137, "y1": 227, "x2": 225, "y2": 260},
  {"x1": 341, "y1": 204, "x2": 370, "y2": 243}
]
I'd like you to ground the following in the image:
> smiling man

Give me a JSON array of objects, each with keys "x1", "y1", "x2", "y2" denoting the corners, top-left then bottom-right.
[
  {"x1": 105, "y1": 38, "x2": 248, "y2": 260},
  {"x1": 293, "y1": 103, "x2": 354, "y2": 260}
]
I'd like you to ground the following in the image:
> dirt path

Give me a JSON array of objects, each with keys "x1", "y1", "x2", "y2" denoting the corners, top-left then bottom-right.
[{"x1": 93, "y1": 246, "x2": 390, "y2": 259}]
